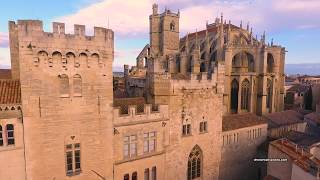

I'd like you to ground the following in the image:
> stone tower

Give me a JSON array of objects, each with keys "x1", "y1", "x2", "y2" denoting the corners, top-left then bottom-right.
[
  {"x1": 149, "y1": 3, "x2": 180, "y2": 56},
  {"x1": 9, "y1": 20, "x2": 114, "y2": 179}
]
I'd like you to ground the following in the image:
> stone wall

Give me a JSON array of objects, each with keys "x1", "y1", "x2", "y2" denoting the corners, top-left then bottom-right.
[
  {"x1": 10, "y1": 20, "x2": 114, "y2": 180},
  {"x1": 0, "y1": 117, "x2": 25, "y2": 180},
  {"x1": 219, "y1": 123, "x2": 268, "y2": 180}
]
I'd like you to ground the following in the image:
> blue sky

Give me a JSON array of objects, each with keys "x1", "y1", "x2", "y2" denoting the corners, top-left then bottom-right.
[{"x1": 0, "y1": 0, "x2": 319, "y2": 70}]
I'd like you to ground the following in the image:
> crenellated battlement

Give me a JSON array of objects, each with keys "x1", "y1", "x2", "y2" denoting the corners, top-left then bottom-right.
[
  {"x1": 170, "y1": 72, "x2": 217, "y2": 91},
  {"x1": 9, "y1": 20, "x2": 114, "y2": 71},
  {"x1": 113, "y1": 104, "x2": 169, "y2": 127},
  {"x1": 9, "y1": 20, "x2": 114, "y2": 42}
]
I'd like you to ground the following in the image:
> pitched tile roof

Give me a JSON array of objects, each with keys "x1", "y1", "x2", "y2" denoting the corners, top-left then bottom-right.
[
  {"x1": 263, "y1": 110, "x2": 304, "y2": 128},
  {"x1": 270, "y1": 139, "x2": 320, "y2": 175},
  {"x1": 222, "y1": 113, "x2": 267, "y2": 131},
  {"x1": 0, "y1": 69, "x2": 12, "y2": 79},
  {"x1": 305, "y1": 112, "x2": 320, "y2": 124},
  {"x1": 285, "y1": 131, "x2": 320, "y2": 149},
  {"x1": 0, "y1": 79, "x2": 21, "y2": 104}
]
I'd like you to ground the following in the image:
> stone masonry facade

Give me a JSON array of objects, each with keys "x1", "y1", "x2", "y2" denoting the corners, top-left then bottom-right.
[{"x1": 0, "y1": 4, "x2": 285, "y2": 180}]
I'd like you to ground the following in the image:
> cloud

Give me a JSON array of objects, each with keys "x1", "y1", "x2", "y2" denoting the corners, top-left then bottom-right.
[
  {"x1": 55, "y1": 0, "x2": 320, "y2": 39},
  {"x1": 56, "y1": 0, "x2": 151, "y2": 37},
  {"x1": 0, "y1": 48, "x2": 11, "y2": 68},
  {"x1": 0, "y1": 32, "x2": 9, "y2": 48}
]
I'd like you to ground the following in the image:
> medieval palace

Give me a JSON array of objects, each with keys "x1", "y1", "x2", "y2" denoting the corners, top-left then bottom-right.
[{"x1": 0, "y1": 4, "x2": 286, "y2": 180}]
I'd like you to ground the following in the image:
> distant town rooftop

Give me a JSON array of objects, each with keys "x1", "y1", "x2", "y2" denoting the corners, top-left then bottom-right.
[{"x1": 270, "y1": 139, "x2": 320, "y2": 176}]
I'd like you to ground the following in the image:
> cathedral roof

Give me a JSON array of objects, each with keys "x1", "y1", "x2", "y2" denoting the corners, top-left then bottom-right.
[
  {"x1": 0, "y1": 79, "x2": 21, "y2": 105},
  {"x1": 222, "y1": 113, "x2": 267, "y2": 131}
]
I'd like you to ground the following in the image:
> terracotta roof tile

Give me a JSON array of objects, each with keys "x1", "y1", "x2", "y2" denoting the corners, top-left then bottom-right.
[
  {"x1": 0, "y1": 69, "x2": 12, "y2": 79},
  {"x1": 285, "y1": 131, "x2": 320, "y2": 148},
  {"x1": 222, "y1": 113, "x2": 267, "y2": 131},
  {"x1": 305, "y1": 112, "x2": 320, "y2": 124},
  {"x1": 264, "y1": 110, "x2": 304, "y2": 128},
  {"x1": 270, "y1": 139, "x2": 320, "y2": 174},
  {"x1": 0, "y1": 79, "x2": 21, "y2": 104}
]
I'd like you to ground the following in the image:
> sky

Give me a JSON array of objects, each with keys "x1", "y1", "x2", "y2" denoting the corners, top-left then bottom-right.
[{"x1": 0, "y1": 0, "x2": 319, "y2": 70}]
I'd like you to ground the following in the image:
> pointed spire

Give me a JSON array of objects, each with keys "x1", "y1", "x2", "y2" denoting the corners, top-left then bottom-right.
[
  {"x1": 221, "y1": 13, "x2": 224, "y2": 24},
  {"x1": 250, "y1": 27, "x2": 253, "y2": 35},
  {"x1": 271, "y1": 38, "x2": 274, "y2": 46},
  {"x1": 178, "y1": 9, "x2": 180, "y2": 16},
  {"x1": 240, "y1": 20, "x2": 243, "y2": 29},
  {"x1": 247, "y1": 22, "x2": 249, "y2": 31}
]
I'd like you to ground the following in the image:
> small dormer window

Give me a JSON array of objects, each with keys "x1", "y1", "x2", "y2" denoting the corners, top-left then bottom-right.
[{"x1": 170, "y1": 22, "x2": 175, "y2": 31}]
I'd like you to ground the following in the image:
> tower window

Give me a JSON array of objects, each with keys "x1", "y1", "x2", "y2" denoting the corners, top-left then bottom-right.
[
  {"x1": 170, "y1": 22, "x2": 175, "y2": 31},
  {"x1": 132, "y1": 172, "x2": 137, "y2": 180},
  {"x1": 65, "y1": 143, "x2": 81, "y2": 176},
  {"x1": 144, "y1": 132, "x2": 156, "y2": 153},
  {"x1": 199, "y1": 121, "x2": 208, "y2": 133},
  {"x1": 151, "y1": 166, "x2": 157, "y2": 180},
  {"x1": 0, "y1": 125, "x2": 3, "y2": 146},
  {"x1": 123, "y1": 135, "x2": 137, "y2": 158},
  {"x1": 6, "y1": 124, "x2": 14, "y2": 145},
  {"x1": 73, "y1": 74, "x2": 82, "y2": 97},
  {"x1": 60, "y1": 74, "x2": 69, "y2": 97},
  {"x1": 144, "y1": 168, "x2": 150, "y2": 180},
  {"x1": 182, "y1": 119, "x2": 191, "y2": 136},
  {"x1": 124, "y1": 174, "x2": 129, "y2": 180}
]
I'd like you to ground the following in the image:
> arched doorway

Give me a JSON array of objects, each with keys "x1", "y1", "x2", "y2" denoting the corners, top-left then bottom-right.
[
  {"x1": 231, "y1": 79, "x2": 239, "y2": 113},
  {"x1": 187, "y1": 145, "x2": 202, "y2": 180}
]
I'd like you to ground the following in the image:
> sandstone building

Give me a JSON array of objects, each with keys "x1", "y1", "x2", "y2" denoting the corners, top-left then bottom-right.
[{"x1": 0, "y1": 4, "x2": 286, "y2": 180}]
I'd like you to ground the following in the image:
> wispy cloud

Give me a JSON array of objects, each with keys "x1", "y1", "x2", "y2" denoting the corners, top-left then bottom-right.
[
  {"x1": 0, "y1": 32, "x2": 9, "y2": 48},
  {"x1": 0, "y1": 48, "x2": 10, "y2": 68},
  {"x1": 55, "y1": 0, "x2": 320, "y2": 38}
]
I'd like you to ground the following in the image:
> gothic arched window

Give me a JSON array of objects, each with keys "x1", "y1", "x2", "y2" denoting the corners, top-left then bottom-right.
[
  {"x1": 66, "y1": 52, "x2": 75, "y2": 66},
  {"x1": 52, "y1": 51, "x2": 62, "y2": 64},
  {"x1": 241, "y1": 79, "x2": 250, "y2": 111},
  {"x1": 60, "y1": 74, "x2": 69, "y2": 97},
  {"x1": 80, "y1": 53, "x2": 88, "y2": 67},
  {"x1": 73, "y1": 74, "x2": 82, "y2": 97},
  {"x1": 38, "y1": 51, "x2": 48, "y2": 64},
  {"x1": 91, "y1": 53, "x2": 100, "y2": 65},
  {"x1": 231, "y1": 79, "x2": 239, "y2": 113},
  {"x1": 170, "y1": 22, "x2": 175, "y2": 31},
  {"x1": 267, "y1": 54, "x2": 275, "y2": 73},
  {"x1": 187, "y1": 145, "x2": 202, "y2": 180},
  {"x1": 266, "y1": 79, "x2": 272, "y2": 109},
  {"x1": 200, "y1": 62, "x2": 206, "y2": 72}
]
